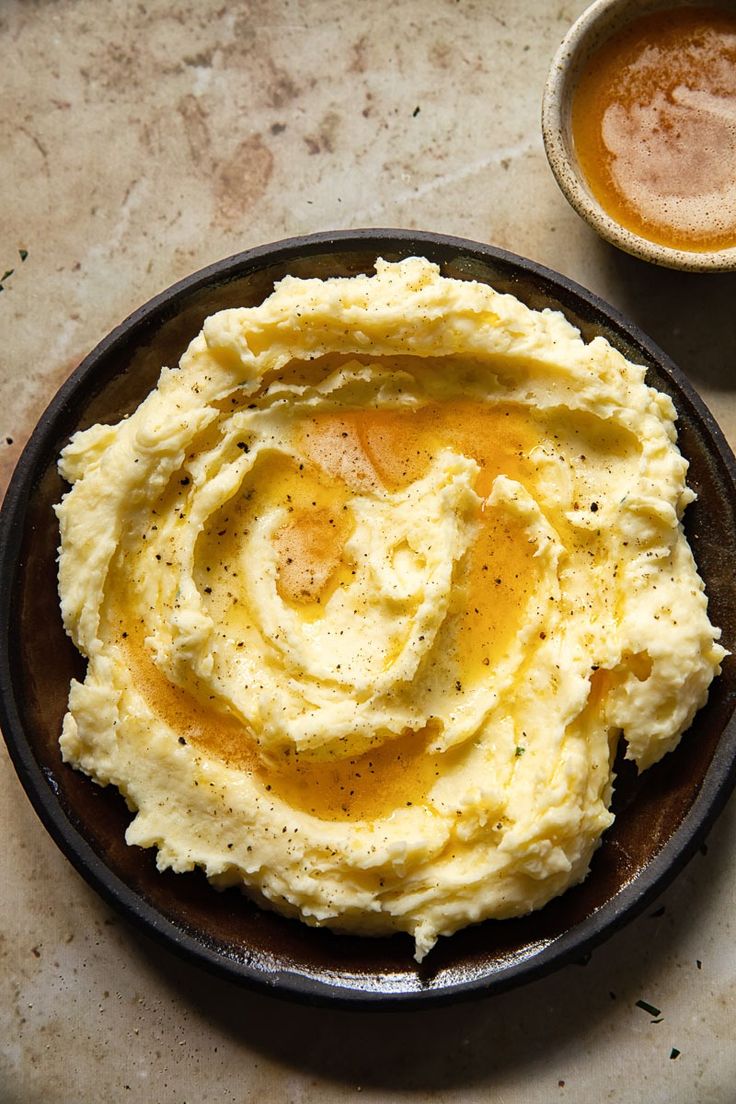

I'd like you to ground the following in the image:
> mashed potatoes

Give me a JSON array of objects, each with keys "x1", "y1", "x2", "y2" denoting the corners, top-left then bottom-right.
[{"x1": 56, "y1": 257, "x2": 724, "y2": 960}]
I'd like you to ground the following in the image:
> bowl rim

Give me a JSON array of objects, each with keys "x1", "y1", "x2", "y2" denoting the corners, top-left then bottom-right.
[
  {"x1": 541, "y1": 0, "x2": 736, "y2": 272},
  {"x1": 1, "y1": 226, "x2": 736, "y2": 1009}
]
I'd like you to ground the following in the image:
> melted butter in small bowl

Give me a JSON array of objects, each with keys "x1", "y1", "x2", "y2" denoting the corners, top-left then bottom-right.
[{"x1": 543, "y1": 0, "x2": 736, "y2": 270}]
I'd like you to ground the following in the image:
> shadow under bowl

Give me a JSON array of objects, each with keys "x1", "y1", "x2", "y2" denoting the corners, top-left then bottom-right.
[{"x1": 1, "y1": 228, "x2": 736, "y2": 1008}]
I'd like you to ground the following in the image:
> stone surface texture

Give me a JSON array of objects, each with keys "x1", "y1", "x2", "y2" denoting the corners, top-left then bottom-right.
[{"x1": 2, "y1": 2, "x2": 735, "y2": 1102}]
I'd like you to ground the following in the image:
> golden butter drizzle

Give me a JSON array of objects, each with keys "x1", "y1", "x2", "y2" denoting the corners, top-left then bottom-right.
[
  {"x1": 303, "y1": 402, "x2": 543, "y2": 682},
  {"x1": 262, "y1": 724, "x2": 459, "y2": 822},
  {"x1": 101, "y1": 365, "x2": 641, "y2": 823}
]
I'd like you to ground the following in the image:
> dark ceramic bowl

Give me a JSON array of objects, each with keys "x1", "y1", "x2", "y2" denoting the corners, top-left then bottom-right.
[
  {"x1": 542, "y1": 0, "x2": 736, "y2": 272},
  {"x1": 1, "y1": 229, "x2": 735, "y2": 1008}
]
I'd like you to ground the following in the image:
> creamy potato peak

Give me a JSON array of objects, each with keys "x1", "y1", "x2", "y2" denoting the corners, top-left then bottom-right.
[{"x1": 56, "y1": 258, "x2": 725, "y2": 960}]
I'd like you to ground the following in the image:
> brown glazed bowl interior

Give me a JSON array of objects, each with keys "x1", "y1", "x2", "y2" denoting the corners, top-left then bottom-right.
[{"x1": 1, "y1": 229, "x2": 735, "y2": 1008}]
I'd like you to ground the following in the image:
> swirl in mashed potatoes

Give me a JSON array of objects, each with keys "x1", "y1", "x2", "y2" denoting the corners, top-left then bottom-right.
[{"x1": 56, "y1": 258, "x2": 725, "y2": 960}]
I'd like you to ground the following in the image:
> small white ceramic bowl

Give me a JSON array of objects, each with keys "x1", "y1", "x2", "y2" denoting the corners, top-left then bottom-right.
[{"x1": 542, "y1": 0, "x2": 736, "y2": 272}]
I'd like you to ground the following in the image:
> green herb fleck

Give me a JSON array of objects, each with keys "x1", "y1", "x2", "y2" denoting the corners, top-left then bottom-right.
[
  {"x1": 515, "y1": 746, "x2": 525, "y2": 758},
  {"x1": 19, "y1": 249, "x2": 28, "y2": 262},
  {"x1": 2, "y1": 269, "x2": 14, "y2": 282},
  {"x1": 670, "y1": 1048, "x2": 680, "y2": 1060},
  {"x1": 635, "y1": 999, "x2": 661, "y2": 1018}
]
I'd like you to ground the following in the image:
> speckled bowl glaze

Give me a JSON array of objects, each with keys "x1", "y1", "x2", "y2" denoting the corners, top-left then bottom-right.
[
  {"x1": 1, "y1": 229, "x2": 736, "y2": 1008},
  {"x1": 542, "y1": 0, "x2": 736, "y2": 272}
]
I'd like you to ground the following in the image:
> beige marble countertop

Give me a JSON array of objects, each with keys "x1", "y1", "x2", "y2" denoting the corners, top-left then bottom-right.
[{"x1": 2, "y1": 2, "x2": 735, "y2": 1101}]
